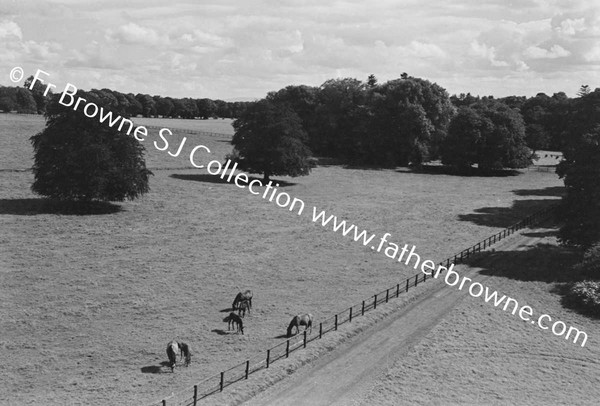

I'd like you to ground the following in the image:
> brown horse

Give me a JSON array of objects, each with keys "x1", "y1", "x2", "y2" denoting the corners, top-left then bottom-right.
[
  {"x1": 223, "y1": 312, "x2": 244, "y2": 334},
  {"x1": 287, "y1": 314, "x2": 313, "y2": 337},
  {"x1": 232, "y1": 290, "x2": 253, "y2": 311},
  {"x1": 237, "y1": 299, "x2": 251, "y2": 318}
]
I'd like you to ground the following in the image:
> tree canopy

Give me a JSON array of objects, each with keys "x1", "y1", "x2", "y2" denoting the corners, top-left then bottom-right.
[
  {"x1": 230, "y1": 99, "x2": 312, "y2": 182},
  {"x1": 441, "y1": 101, "x2": 531, "y2": 171},
  {"x1": 556, "y1": 89, "x2": 600, "y2": 248},
  {"x1": 30, "y1": 91, "x2": 153, "y2": 202}
]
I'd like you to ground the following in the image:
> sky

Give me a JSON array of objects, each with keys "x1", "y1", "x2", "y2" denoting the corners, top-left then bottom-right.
[{"x1": 1, "y1": 0, "x2": 599, "y2": 100}]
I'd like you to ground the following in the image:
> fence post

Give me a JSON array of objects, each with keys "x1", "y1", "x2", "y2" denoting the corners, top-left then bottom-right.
[
  {"x1": 163, "y1": 400, "x2": 166, "y2": 406},
  {"x1": 446, "y1": 258, "x2": 451, "y2": 268},
  {"x1": 319, "y1": 322, "x2": 323, "y2": 338},
  {"x1": 286, "y1": 340, "x2": 290, "y2": 358},
  {"x1": 220, "y1": 372, "x2": 224, "y2": 392},
  {"x1": 266, "y1": 350, "x2": 270, "y2": 368},
  {"x1": 335, "y1": 314, "x2": 338, "y2": 330},
  {"x1": 414, "y1": 274, "x2": 419, "y2": 287},
  {"x1": 193, "y1": 385, "x2": 198, "y2": 405},
  {"x1": 386, "y1": 289, "x2": 389, "y2": 303},
  {"x1": 406, "y1": 278, "x2": 409, "y2": 292},
  {"x1": 349, "y1": 307, "x2": 353, "y2": 322},
  {"x1": 362, "y1": 300, "x2": 365, "y2": 315},
  {"x1": 304, "y1": 330, "x2": 307, "y2": 348},
  {"x1": 245, "y1": 360, "x2": 250, "y2": 379},
  {"x1": 374, "y1": 294, "x2": 377, "y2": 309},
  {"x1": 396, "y1": 283, "x2": 400, "y2": 297}
]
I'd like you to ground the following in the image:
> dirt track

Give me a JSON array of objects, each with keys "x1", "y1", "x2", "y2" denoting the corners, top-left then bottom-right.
[{"x1": 243, "y1": 227, "x2": 545, "y2": 406}]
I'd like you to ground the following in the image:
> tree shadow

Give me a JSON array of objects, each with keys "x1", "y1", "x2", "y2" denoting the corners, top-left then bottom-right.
[
  {"x1": 512, "y1": 186, "x2": 565, "y2": 197},
  {"x1": 141, "y1": 361, "x2": 171, "y2": 374},
  {"x1": 0, "y1": 198, "x2": 122, "y2": 216},
  {"x1": 457, "y1": 199, "x2": 557, "y2": 228},
  {"x1": 411, "y1": 164, "x2": 521, "y2": 177},
  {"x1": 170, "y1": 174, "x2": 296, "y2": 187},
  {"x1": 475, "y1": 243, "x2": 581, "y2": 283}
]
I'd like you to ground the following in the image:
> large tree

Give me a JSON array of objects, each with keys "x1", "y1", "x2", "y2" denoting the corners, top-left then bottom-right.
[
  {"x1": 441, "y1": 101, "x2": 530, "y2": 171},
  {"x1": 230, "y1": 99, "x2": 312, "y2": 182},
  {"x1": 556, "y1": 89, "x2": 600, "y2": 248},
  {"x1": 30, "y1": 91, "x2": 152, "y2": 202}
]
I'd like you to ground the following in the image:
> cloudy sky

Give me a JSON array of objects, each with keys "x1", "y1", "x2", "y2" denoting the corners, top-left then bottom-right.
[{"x1": 1, "y1": 0, "x2": 599, "y2": 100}]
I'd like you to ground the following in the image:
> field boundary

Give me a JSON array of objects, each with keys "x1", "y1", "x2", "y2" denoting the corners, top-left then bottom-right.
[
  {"x1": 143, "y1": 125, "x2": 232, "y2": 138},
  {"x1": 148, "y1": 203, "x2": 559, "y2": 406}
]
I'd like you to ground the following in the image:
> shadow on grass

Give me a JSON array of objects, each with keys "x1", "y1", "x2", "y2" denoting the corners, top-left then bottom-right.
[
  {"x1": 0, "y1": 198, "x2": 122, "y2": 215},
  {"x1": 458, "y1": 199, "x2": 557, "y2": 228},
  {"x1": 170, "y1": 174, "x2": 296, "y2": 187},
  {"x1": 219, "y1": 308, "x2": 234, "y2": 313},
  {"x1": 512, "y1": 186, "x2": 565, "y2": 197},
  {"x1": 141, "y1": 361, "x2": 171, "y2": 374},
  {"x1": 474, "y1": 242, "x2": 581, "y2": 283},
  {"x1": 212, "y1": 329, "x2": 231, "y2": 336},
  {"x1": 410, "y1": 164, "x2": 522, "y2": 177},
  {"x1": 273, "y1": 333, "x2": 289, "y2": 339}
]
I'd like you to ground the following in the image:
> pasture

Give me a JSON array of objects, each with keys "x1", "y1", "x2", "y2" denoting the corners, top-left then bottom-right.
[{"x1": 0, "y1": 113, "x2": 580, "y2": 405}]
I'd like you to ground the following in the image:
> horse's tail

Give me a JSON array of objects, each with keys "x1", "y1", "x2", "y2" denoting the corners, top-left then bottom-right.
[{"x1": 287, "y1": 316, "x2": 297, "y2": 337}]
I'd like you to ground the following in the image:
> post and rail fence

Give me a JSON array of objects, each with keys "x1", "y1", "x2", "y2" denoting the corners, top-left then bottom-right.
[{"x1": 149, "y1": 203, "x2": 559, "y2": 406}]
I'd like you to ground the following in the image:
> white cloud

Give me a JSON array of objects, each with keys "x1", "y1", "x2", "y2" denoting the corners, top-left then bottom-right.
[
  {"x1": 524, "y1": 44, "x2": 570, "y2": 59},
  {"x1": 0, "y1": 20, "x2": 22, "y2": 39},
  {"x1": 106, "y1": 22, "x2": 163, "y2": 46}
]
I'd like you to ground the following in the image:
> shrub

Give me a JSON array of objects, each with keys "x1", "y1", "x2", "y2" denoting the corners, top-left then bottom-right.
[
  {"x1": 565, "y1": 281, "x2": 600, "y2": 316},
  {"x1": 573, "y1": 243, "x2": 600, "y2": 279}
]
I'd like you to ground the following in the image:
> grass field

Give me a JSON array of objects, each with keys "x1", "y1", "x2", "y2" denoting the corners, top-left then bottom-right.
[{"x1": 1, "y1": 113, "x2": 591, "y2": 405}]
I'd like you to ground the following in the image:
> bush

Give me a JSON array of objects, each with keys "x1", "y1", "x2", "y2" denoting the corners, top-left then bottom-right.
[
  {"x1": 573, "y1": 243, "x2": 600, "y2": 279},
  {"x1": 564, "y1": 281, "x2": 600, "y2": 316}
]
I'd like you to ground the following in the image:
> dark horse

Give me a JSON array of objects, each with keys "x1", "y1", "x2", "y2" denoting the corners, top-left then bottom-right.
[
  {"x1": 237, "y1": 299, "x2": 251, "y2": 318},
  {"x1": 287, "y1": 314, "x2": 313, "y2": 337},
  {"x1": 223, "y1": 312, "x2": 244, "y2": 334},
  {"x1": 232, "y1": 290, "x2": 253, "y2": 311},
  {"x1": 166, "y1": 340, "x2": 192, "y2": 372}
]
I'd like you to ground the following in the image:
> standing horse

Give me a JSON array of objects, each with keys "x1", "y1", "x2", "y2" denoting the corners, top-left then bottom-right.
[
  {"x1": 232, "y1": 290, "x2": 253, "y2": 311},
  {"x1": 287, "y1": 314, "x2": 313, "y2": 337},
  {"x1": 223, "y1": 312, "x2": 244, "y2": 334},
  {"x1": 237, "y1": 299, "x2": 251, "y2": 318}
]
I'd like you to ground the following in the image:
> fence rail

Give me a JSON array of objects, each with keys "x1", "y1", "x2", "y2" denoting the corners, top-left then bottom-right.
[
  {"x1": 143, "y1": 125, "x2": 232, "y2": 139},
  {"x1": 151, "y1": 203, "x2": 558, "y2": 406}
]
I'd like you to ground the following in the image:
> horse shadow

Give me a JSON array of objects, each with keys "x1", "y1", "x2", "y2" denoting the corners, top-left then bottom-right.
[
  {"x1": 219, "y1": 308, "x2": 234, "y2": 313},
  {"x1": 273, "y1": 333, "x2": 288, "y2": 339},
  {"x1": 141, "y1": 361, "x2": 171, "y2": 374},
  {"x1": 212, "y1": 329, "x2": 230, "y2": 336}
]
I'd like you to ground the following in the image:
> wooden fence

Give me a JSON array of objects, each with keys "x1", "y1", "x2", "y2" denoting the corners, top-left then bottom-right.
[
  {"x1": 143, "y1": 125, "x2": 232, "y2": 139},
  {"x1": 149, "y1": 203, "x2": 558, "y2": 406}
]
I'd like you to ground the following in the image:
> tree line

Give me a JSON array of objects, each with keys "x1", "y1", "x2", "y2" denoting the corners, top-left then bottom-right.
[{"x1": 0, "y1": 77, "x2": 253, "y2": 119}]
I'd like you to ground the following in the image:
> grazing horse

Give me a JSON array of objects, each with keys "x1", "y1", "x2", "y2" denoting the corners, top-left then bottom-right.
[
  {"x1": 166, "y1": 341, "x2": 180, "y2": 372},
  {"x1": 287, "y1": 314, "x2": 313, "y2": 337},
  {"x1": 166, "y1": 340, "x2": 192, "y2": 372},
  {"x1": 178, "y1": 341, "x2": 192, "y2": 366},
  {"x1": 223, "y1": 312, "x2": 244, "y2": 334},
  {"x1": 232, "y1": 290, "x2": 253, "y2": 311},
  {"x1": 237, "y1": 299, "x2": 251, "y2": 318}
]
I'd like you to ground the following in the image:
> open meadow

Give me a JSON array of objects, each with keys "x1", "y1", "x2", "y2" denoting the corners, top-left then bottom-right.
[{"x1": 1, "y1": 113, "x2": 592, "y2": 405}]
